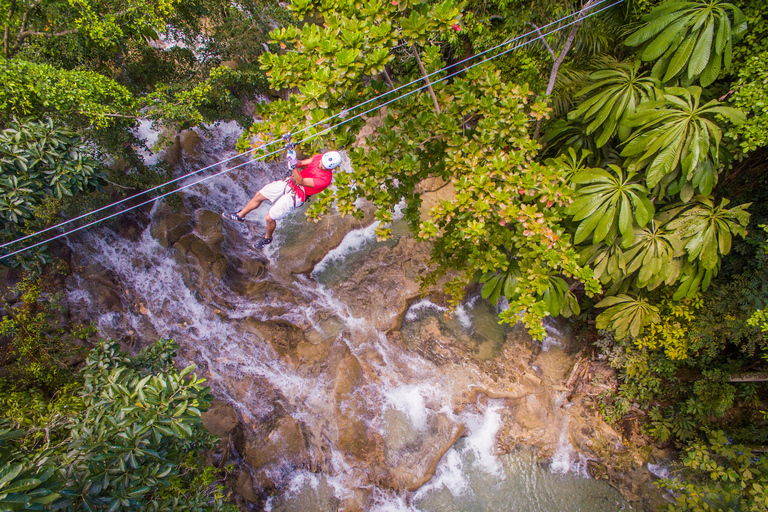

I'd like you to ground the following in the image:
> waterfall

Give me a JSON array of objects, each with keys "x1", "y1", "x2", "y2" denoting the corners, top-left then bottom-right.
[{"x1": 63, "y1": 122, "x2": 628, "y2": 511}]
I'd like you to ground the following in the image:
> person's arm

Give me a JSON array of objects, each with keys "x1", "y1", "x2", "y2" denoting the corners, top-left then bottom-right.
[
  {"x1": 295, "y1": 157, "x2": 314, "y2": 168},
  {"x1": 291, "y1": 166, "x2": 314, "y2": 188}
]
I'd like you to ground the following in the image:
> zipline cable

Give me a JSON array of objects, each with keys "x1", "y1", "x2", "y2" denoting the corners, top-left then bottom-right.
[
  {"x1": 0, "y1": 0, "x2": 623, "y2": 261},
  {"x1": 0, "y1": 0, "x2": 619, "y2": 252}
]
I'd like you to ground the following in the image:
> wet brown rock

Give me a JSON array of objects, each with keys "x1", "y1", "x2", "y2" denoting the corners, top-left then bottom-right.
[
  {"x1": 234, "y1": 471, "x2": 259, "y2": 503},
  {"x1": 333, "y1": 236, "x2": 431, "y2": 332},
  {"x1": 329, "y1": 344, "x2": 387, "y2": 466},
  {"x1": 150, "y1": 204, "x2": 194, "y2": 248},
  {"x1": 238, "y1": 318, "x2": 332, "y2": 371},
  {"x1": 276, "y1": 203, "x2": 376, "y2": 276},
  {"x1": 77, "y1": 263, "x2": 125, "y2": 312},
  {"x1": 171, "y1": 211, "x2": 231, "y2": 288},
  {"x1": 244, "y1": 416, "x2": 310, "y2": 469},
  {"x1": 117, "y1": 212, "x2": 150, "y2": 242},
  {"x1": 202, "y1": 399, "x2": 239, "y2": 440}
]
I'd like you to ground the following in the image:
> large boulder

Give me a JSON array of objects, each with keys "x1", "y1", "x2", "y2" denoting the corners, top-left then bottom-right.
[
  {"x1": 275, "y1": 203, "x2": 376, "y2": 276},
  {"x1": 150, "y1": 204, "x2": 194, "y2": 248},
  {"x1": 332, "y1": 236, "x2": 432, "y2": 332}
]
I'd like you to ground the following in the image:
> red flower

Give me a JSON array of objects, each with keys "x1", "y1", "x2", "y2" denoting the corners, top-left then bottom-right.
[{"x1": 452, "y1": 24, "x2": 461, "y2": 32}]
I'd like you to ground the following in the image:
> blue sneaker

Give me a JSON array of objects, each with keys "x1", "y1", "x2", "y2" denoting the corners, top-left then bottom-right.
[
  {"x1": 222, "y1": 212, "x2": 244, "y2": 222},
  {"x1": 254, "y1": 237, "x2": 272, "y2": 248}
]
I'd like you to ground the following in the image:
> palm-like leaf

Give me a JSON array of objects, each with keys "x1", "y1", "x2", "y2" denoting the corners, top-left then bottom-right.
[
  {"x1": 567, "y1": 164, "x2": 654, "y2": 246},
  {"x1": 672, "y1": 260, "x2": 721, "y2": 299},
  {"x1": 624, "y1": 0, "x2": 747, "y2": 86},
  {"x1": 544, "y1": 147, "x2": 593, "y2": 181},
  {"x1": 621, "y1": 86, "x2": 745, "y2": 197},
  {"x1": 595, "y1": 294, "x2": 660, "y2": 339},
  {"x1": 666, "y1": 196, "x2": 750, "y2": 270},
  {"x1": 568, "y1": 62, "x2": 660, "y2": 147},
  {"x1": 581, "y1": 218, "x2": 685, "y2": 292},
  {"x1": 480, "y1": 259, "x2": 521, "y2": 306},
  {"x1": 622, "y1": 223, "x2": 685, "y2": 289},
  {"x1": 541, "y1": 119, "x2": 600, "y2": 161},
  {"x1": 580, "y1": 241, "x2": 627, "y2": 287}
]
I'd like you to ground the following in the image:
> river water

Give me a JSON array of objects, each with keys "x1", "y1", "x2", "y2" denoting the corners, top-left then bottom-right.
[{"x1": 65, "y1": 122, "x2": 630, "y2": 511}]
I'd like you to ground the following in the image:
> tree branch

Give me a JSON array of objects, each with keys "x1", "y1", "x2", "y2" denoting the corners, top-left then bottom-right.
[
  {"x1": 382, "y1": 67, "x2": 396, "y2": 91},
  {"x1": 17, "y1": 29, "x2": 77, "y2": 40},
  {"x1": 412, "y1": 45, "x2": 441, "y2": 115},
  {"x1": 534, "y1": 0, "x2": 601, "y2": 139},
  {"x1": 729, "y1": 371, "x2": 768, "y2": 383},
  {"x1": 526, "y1": 22, "x2": 555, "y2": 59}
]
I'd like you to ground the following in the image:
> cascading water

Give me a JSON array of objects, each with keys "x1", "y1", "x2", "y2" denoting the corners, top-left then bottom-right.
[{"x1": 65, "y1": 122, "x2": 630, "y2": 511}]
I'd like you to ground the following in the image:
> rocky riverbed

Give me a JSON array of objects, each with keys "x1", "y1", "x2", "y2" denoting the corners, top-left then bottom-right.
[
  {"x1": 3, "y1": 123, "x2": 672, "y2": 511},
  {"x1": 53, "y1": 177, "x2": 671, "y2": 510}
]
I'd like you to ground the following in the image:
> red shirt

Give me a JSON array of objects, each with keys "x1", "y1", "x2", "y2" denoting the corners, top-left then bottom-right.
[{"x1": 289, "y1": 154, "x2": 332, "y2": 201}]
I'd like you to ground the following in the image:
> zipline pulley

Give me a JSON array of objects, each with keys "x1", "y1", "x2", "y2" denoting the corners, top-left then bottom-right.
[{"x1": 282, "y1": 133, "x2": 298, "y2": 170}]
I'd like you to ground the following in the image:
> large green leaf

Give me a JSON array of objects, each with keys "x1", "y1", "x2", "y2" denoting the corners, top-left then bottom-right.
[
  {"x1": 622, "y1": 86, "x2": 744, "y2": 198},
  {"x1": 595, "y1": 294, "x2": 660, "y2": 339},
  {"x1": 624, "y1": 0, "x2": 746, "y2": 86},
  {"x1": 666, "y1": 197, "x2": 750, "y2": 270},
  {"x1": 568, "y1": 62, "x2": 659, "y2": 148},
  {"x1": 567, "y1": 165, "x2": 653, "y2": 246}
]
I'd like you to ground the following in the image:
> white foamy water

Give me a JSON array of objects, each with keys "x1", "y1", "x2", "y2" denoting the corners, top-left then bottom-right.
[
  {"x1": 404, "y1": 299, "x2": 447, "y2": 322},
  {"x1": 134, "y1": 120, "x2": 164, "y2": 165},
  {"x1": 63, "y1": 121, "x2": 627, "y2": 512},
  {"x1": 312, "y1": 220, "x2": 380, "y2": 275}
]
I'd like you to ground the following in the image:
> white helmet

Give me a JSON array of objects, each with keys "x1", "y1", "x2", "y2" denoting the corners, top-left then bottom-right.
[{"x1": 322, "y1": 151, "x2": 342, "y2": 169}]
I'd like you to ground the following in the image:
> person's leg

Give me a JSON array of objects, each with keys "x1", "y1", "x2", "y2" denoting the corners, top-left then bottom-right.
[
  {"x1": 264, "y1": 214, "x2": 277, "y2": 239},
  {"x1": 225, "y1": 181, "x2": 283, "y2": 221},
  {"x1": 237, "y1": 191, "x2": 267, "y2": 218},
  {"x1": 255, "y1": 194, "x2": 298, "y2": 247}
]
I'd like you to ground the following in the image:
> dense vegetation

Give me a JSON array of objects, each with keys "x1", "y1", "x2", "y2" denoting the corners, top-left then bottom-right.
[{"x1": 1, "y1": 0, "x2": 767, "y2": 509}]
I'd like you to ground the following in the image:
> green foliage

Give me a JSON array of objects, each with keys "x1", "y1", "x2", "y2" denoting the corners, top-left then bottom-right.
[
  {"x1": 567, "y1": 61, "x2": 660, "y2": 147},
  {"x1": 0, "y1": 0, "x2": 177, "y2": 58},
  {"x1": 0, "y1": 422, "x2": 63, "y2": 511},
  {"x1": 667, "y1": 197, "x2": 750, "y2": 270},
  {"x1": 1, "y1": 339, "x2": 235, "y2": 512},
  {"x1": 595, "y1": 294, "x2": 660, "y2": 338},
  {"x1": 662, "y1": 430, "x2": 768, "y2": 512},
  {"x1": 727, "y1": 50, "x2": 768, "y2": 153},
  {"x1": 249, "y1": 0, "x2": 601, "y2": 339},
  {"x1": 567, "y1": 164, "x2": 654, "y2": 245},
  {"x1": 622, "y1": 86, "x2": 745, "y2": 199},
  {"x1": 625, "y1": 0, "x2": 747, "y2": 86},
  {"x1": 0, "y1": 268, "x2": 94, "y2": 391},
  {"x1": 0, "y1": 118, "x2": 105, "y2": 265},
  {"x1": 634, "y1": 294, "x2": 702, "y2": 359},
  {"x1": 0, "y1": 59, "x2": 136, "y2": 127},
  {"x1": 59, "y1": 340, "x2": 224, "y2": 510},
  {"x1": 142, "y1": 66, "x2": 253, "y2": 130}
]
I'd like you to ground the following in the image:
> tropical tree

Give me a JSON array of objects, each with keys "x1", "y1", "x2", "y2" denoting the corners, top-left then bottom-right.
[
  {"x1": 566, "y1": 164, "x2": 654, "y2": 246},
  {"x1": 247, "y1": 0, "x2": 462, "y2": 154},
  {"x1": 667, "y1": 197, "x2": 750, "y2": 270},
  {"x1": 662, "y1": 430, "x2": 768, "y2": 512},
  {"x1": 0, "y1": 422, "x2": 62, "y2": 511},
  {"x1": 0, "y1": 0, "x2": 178, "y2": 59},
  {"x1": 622, "y1": 85, "x2": 745, "y2": 200},
  {"x1": 728, "y1": 49, "x2": 768, "y2": 153},
  {"x1": 567, "y1": 61, "x2": 660, "y2": 147},
  {"x1": 0, "y1": 339, "x2": 235, "y2": 511},
  {"x1": 625, "y1": 0, "x2": 748, "y2": 87},
  {"x1": 0, "y1": 118, "x2": 104, "y2": 252},
  {"x1": 246, "y1": 0, "x2": 602, "y2": 338}
]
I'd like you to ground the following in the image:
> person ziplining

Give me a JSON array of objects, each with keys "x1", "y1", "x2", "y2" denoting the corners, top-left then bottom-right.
[{"x1": 222, "y1": 139, "x2": 342, "y2": 248}]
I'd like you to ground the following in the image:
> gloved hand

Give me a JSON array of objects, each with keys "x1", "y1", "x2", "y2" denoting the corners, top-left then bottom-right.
[{"x1": 287, "y1": 149, "x2": 298, "y2": 169}]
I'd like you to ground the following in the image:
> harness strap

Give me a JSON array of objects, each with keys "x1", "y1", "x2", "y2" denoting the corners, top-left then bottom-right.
[{"x1": 283, "y1": 179, "x2": 309, "y2": 208}]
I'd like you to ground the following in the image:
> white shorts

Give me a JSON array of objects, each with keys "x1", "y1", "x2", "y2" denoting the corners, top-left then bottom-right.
[{"x1": 258, "y1": 180, "x2": 304, "y2": 221}]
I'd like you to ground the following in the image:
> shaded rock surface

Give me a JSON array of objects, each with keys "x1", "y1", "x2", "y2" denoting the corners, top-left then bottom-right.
[{"x1": 58, "y1": 156, "x2": 660, "y2": 511}]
